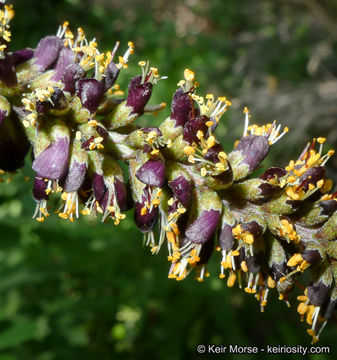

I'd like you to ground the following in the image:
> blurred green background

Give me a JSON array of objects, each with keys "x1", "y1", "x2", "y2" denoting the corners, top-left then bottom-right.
[{"x1": 1, "y1": 0, "x2": 337, "y2": 359}]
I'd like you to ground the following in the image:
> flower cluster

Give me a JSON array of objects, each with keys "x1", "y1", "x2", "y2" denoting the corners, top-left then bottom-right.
[{"x1": 1, "y1": 1, "x2": 337, "y2": 344}]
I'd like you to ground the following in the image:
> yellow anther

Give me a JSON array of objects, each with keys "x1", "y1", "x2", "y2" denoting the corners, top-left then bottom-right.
[
  {"x1": 183, "y1": 146, "x2": 195, "y2": 156},
  {"x1": 184, "y1": 68, "x2": 195, "y2": 82},
  {"x1": 227, "y1": 272, "x2": 236, "y2": 287},
  {"x1": 287, "y1": 253, "x2": 303, "y2": 267},
  {"x1": 317, "y1": 137, "x2": 326, "y2": 144},
  {"x1": 297, "y1": 302, "x2": 309, "y2": 315},
  {"x1": 206, "y1": 135, "x2": 216, "y2": 148}
]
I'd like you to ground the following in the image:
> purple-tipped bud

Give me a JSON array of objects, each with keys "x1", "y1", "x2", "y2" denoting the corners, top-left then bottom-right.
[
  {"x1": 183, "y1": 115, "x2": 208, "y2": 144},
  {"x1": 62, "y1": 63, "x2": 86, "y2": 94},
  {"x1": 0, "y1": 54, "x2": 17, "y2": 87},
  {"x1": 168, "y1": 175, "x2": 191, "y2": 208},
  {"x1": 64, "y1": 161, "x2": 87, "y2": 193},
  {"x1": 134, "y1": 195, "x2": 159, "y2": 232},
  {"x1": 170, "y1": 88, "x2": 193, "y2": 127},
  {"x1": 136, "y1": 160, "x2": 165, "y2": 188},
  {"x1": 33, "y1": 175, "x2": 48, "y2": 201},
  {"x1": 104, "y1": 61, "x2": 119, "y2": 91},
  {"x1": 32, "y1": 137, "x2": 70, "y2": 180},
  {"x1": 52, "y1": 47, "x2": 76, "y2": 82},
  {"x1": 126, "y1": 75, "x2": 153, "y2": 115},
  {"x1": 185, "y1": 209, "x2": 221, "y2": 244},
  {"x1": 76, "y1": 78, "x2": 104, "y2": 114},
  {"x1": 34, "y1": 35, "x2": 63, "y2": 72},
  {"x1": 11, "y1": 48, "x2": 34, "y2": 66}
]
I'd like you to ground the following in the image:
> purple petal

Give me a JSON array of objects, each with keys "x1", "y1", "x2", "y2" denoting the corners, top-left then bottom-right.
[
  {"x1": 298, "y1": 166, "x2": 325, "y2": 192},
  {"x1": 240, "y1": 221, "x2": 263, "y2": 237},
  {"x1": 185, "y1": 209, "x2": 221, "y2": 244},
  {"x1": 52, "y1": 47, "x2": 76, "y2": 81},
  {"x1": 183, "y1": 115, "x2": 208, "y2": 144},
  {"x1": 196, "y1": 236, "x2": 215, "y2": 265},
  {"x1": 0, "y1": 54, "x2": 17, "y2": 87},
  {"x1": 171, "y1": 88, "x2": 193, "y2": 127},
  {"x1": 260, "y1": 167, "x2": 287, "y2": 181},
  {"x1": 0, "y1": 110, "x2": 6, "y2": 126},
  {"x1": 218, "y1": 223, "x2": 235, "y2": 251},
  {"x1": 168, "y1": 175, "x2": 191, "y2": 208},
  {"x1": 92, "y1": 173, "x2": 107, "y2": 204},
  {"x1": 136, "y1": 160, "x2": 165, "y2": 188},
  {"x1": 11, "y1": 48, "x2": 34, "y2": 66},
  {"x1": 34, "y1": 35, "x2": 63, "y2": 72},
  {"x1": 142, "y1": 127, "x2": 162, "y2": 137},
  {"x1": 32, "y1": 137, "x2": 69, "y2": 180},
  {"x1": 320, "y1": 298, "x2": 337, "y2": 320},
  {"x1": 114, "y1": 177, "x2": 127, "y2": 209},
  {"x1": 307, "y1": 282, "x2": 330, "y2": 307},
  {"x1": 104, "y1": 61, "x2": 119, "y2": 91},
  {"x1": 235, "y1": 135, "x2": 269, "y2": 172},
  {"x1": 63, "y1": 161, "x2": 87, "y2": 192},
  {"x1": 62, "y1": 63, "x2": 85, "y2": 94},
  {"x1": 203, "y1": 143, "x2": 224, "y2": 164},
  {"x1": 301, "y1": 249, "x2": 323, "y2": 266},
  {"x1": 319, "y1": 200, "x2": 337, "y2": 216},
  {"x1": 33, "y1": 174, "x2": 48, "y2": 201},
  {"x1": 126, "y1": 75, "x2": 153, "y2": 115},
  {"x1": 76, "y1": 78, "x2": 104, "y2": 114},
  {"x1": 134, "y1": 197, "x2": 159, "y2": 233}
]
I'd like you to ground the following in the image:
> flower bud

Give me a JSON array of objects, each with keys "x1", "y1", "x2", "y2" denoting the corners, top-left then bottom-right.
[
  {"x1": 136, "y1": 159, "x2": 165, "y2": 188},
  {"x1": 228, "y1": 135, "x2": 269, "y2": 180},
  {"x1": 52, "y1": 47, "x2": 75, "y2": 82},
  {"x1": 62, "y1": 63, "x2": 86, "y2": 95},
  {"x1": 11, "y1": 48, "x2": 34, "y2": 66},
  {"x1": 34, "y1": 35, "x2": 63, "y2": 72},
  {"x1": 126, "y1": 75, "x2": 153, "y2": 116},
  {"x1": 76, "y1": 78, "x2": 104, "y2": 114}
]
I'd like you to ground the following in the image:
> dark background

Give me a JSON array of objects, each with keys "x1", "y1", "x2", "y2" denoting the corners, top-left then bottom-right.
[{"x1": 0, "y1": 0, "x2": 337, "y2": 359}]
